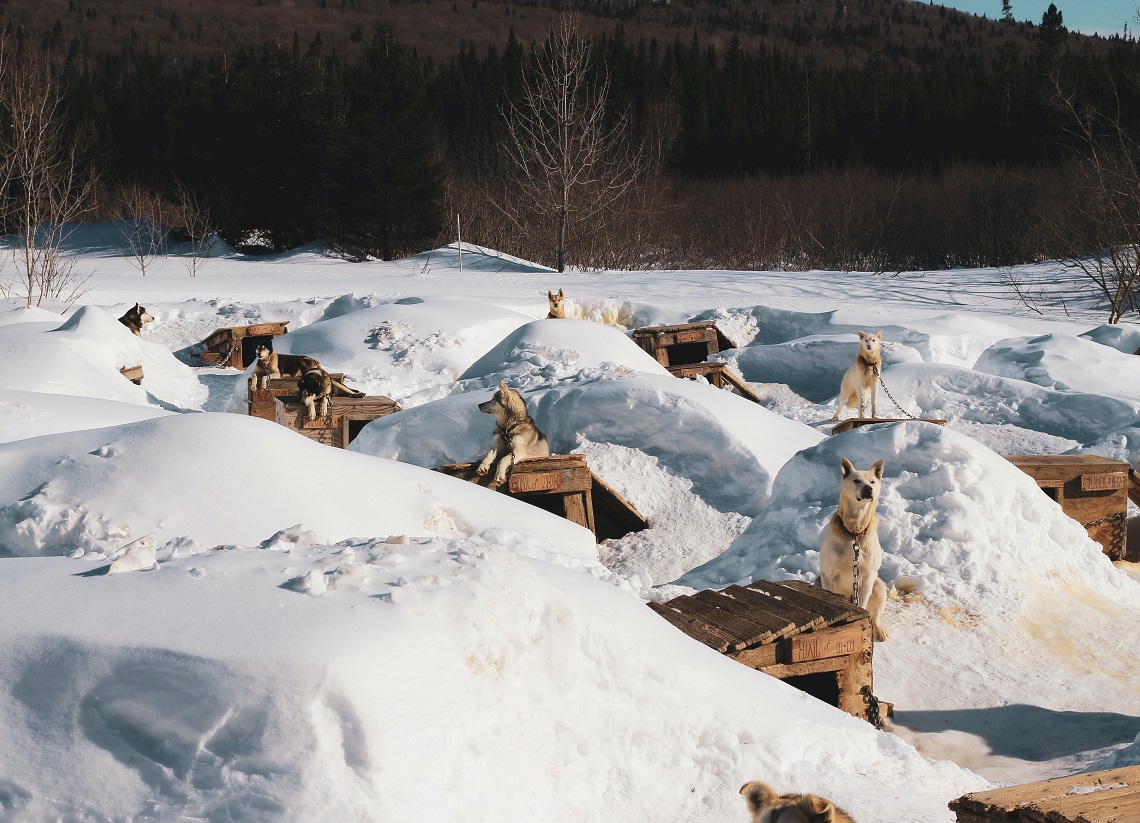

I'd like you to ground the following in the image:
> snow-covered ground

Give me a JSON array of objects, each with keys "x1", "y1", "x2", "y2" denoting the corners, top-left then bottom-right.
[{"x1": 1, "y1": 226, "x2": 1139, "y2": 821}]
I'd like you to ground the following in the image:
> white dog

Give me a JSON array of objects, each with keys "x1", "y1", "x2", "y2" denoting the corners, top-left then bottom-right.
[
  {"x1": 818, "y1": 457, "x2": 888, "y2": 641},
  {"x1": 832, "y1": 330, "x2": 883, "y2": 421}
]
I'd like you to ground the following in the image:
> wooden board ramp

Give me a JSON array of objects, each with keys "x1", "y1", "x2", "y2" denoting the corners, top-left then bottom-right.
[
  {"x1": 632, "y1": 321, "x2": 737, "y2": 368},
  {"x1": 666, "y1": 362, "x2": 763, "y2": 404},
  {"x1": 949, "y1": 765, "x2": 1140, "y2": 822},
  {"x1": 831, "y1": 417, "x2": 947, "y2": 435},
  {"x1": 194, "y1": 322, "x2": 289, "y2": 369},
  {"x1": 647, "y1": 580, "x2": 880, "y2": 722},
  {"x1": 248, "y1": 391, "x2": 400, "y2": 448},
  {"x1": 1005, "y1": 455, "x2": 1130, "y2": 560},
  {"x1": 436, "y1": 454, "x2": 648, "y2": 543}
]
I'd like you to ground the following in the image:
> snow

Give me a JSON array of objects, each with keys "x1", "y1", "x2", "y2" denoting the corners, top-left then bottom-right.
[{"x1": 2, "y1": 226, "x2": 1140, "y2": 821}]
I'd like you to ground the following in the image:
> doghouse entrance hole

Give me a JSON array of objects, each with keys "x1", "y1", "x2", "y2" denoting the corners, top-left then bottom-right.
[
  {"x1": 346, "y1": 419, "x2": 371, "y2": 444},
  {"x1": 241, "y1": 335, "x2": 275, "y2": 368},
  {"x1": 666, "y1": 341, "x2": 712, "y2": 366},
  {"x1": 782, "y1": 671, "x2": 840, "y2": 708},
  {"x1": 515, "y1": 492, "x2": 564, "y2": 517},
  {"x1": 1042, "y1": 487, "x2": 1059, "y2": 502}
]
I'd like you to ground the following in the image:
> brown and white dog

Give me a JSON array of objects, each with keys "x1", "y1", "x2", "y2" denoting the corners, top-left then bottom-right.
[
  {"x1": 740, "y1": 781, "x2": 855, "y2": 823},
  {"x1": 476, "y1": 382, "x2": 550, "y2": 485},
  {"x1": 295, "y1": 366, "x2": 366, "y2": 420},
  {"x1": 118, "y1": 303, "x2": 154, "y2": 336},
  {"x1": 832, "y1": 330, "x2": 883, "y2": 421},
  {"x1": 546, "y1": 289, "x2": 565, "y2": 319},
  {"x1": 818, "y1": 457, "x2": 888, "y2": 641},
  {"x1": 253, "y1": 342, "x2": 321, "y2": 390}
]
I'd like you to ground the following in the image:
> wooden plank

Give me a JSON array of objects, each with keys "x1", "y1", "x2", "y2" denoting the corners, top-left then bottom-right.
[
  {"x1": 561, "y1": 491, "x2": 593, "y2": 532},
  {"x1": 646, "y1": 602, "x2": 734, "y2": 653},
  {"x1": 951, "y1": 766, "x2": 1140, "y2": 818},
  {"x1": 758, "y1": 656, "x2": 848, "y2": 679},
  {"x1": 118, "y1": 365, "x2": 144, "y2": 384},
  {"x1": 510, "y1": 470, "x2": 563, "y2": 494},
  {"x1": 729, "y1": 643, "x2": 779, "y2": 669},
  {"x1": 789, "y1": 623, "x2": 865, "y2": 663},
  {"x1": 1131, "y1": 469, "x2": 1140, "y2": 508},
  {"x1": 680, "y1": 596, "x2": 778, "y2": 652},
  {"x1": 722, "y1": 585, "x2": 825, "y2": 640},
  {"x1": 718, "y1": 367, "x2": 764, "y2": 404},
  {"x1": 746, "y1": 580, "x2": 864, "y2": 627},
  {"x1": 832, "y1": 417, "x2": 947, "y2": 435},
  {"x1": 709, "y1": 588, "x2": 796, "y2": 645},
  {"x1": 1082, "y1": 472, "x2": 1129, "y2": 492},
  {"x1": 1004, "y1": 454, "x2": 1130, "y2": 484}
]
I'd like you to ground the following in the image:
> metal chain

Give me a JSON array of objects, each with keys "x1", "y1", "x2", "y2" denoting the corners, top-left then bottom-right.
[
  {"x1": 851, "y1": 541, "x2": 861, "y2": 605},
  {"x1": 1081, "y1": 511, "x2": 1128, "y2": 556},
  {"x1": 874, "y1": 366, "x2": 920, "y2": 420},
  {"x1": 861, "y1": 686, "x2": 884, "y2": 729}
]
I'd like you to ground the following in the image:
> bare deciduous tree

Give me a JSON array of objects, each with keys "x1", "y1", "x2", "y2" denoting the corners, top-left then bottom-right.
[
  {"x1": 172, "y1": 177, "x2": 217, "y2": 277},
  {"x1": 0, "y1": 42, "x2": 96, "y2": 307},
  {"x1": 117, "y1": 182, "x2": 169, "y2": 277},
  {"x1": 500, "y1": 13, "x2": 643, "y2": 273}
]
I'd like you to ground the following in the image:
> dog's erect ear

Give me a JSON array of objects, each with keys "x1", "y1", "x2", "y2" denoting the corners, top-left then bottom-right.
[
  {"x1": 797, "y1": 794, "x2": 837, "y2": 821},
  {"x1": 871, "y1": 459, "x2": 885, "y2": 479},
  {"x1": 856, "y1": 330, "x2": 866, "y2": 340},
  {"x1": 875, "y1": 329, "x2": 884, "y2": 338},
  {"x1": 498, "y1": 380, "x2": 509, "y2": 392},
  {"x1": 739, "y1": 782, "x2": 778, "y2": 813},
  {"x1": 557, "y1": 288, "x2": 563, "y2": 297},
  {"x1": 548, "y1": 290, "x2": 554, "y2": 300},
  {"x1": 841, "y1": 457, "x2": 854, "y2": 478},
  {"x1": 133, "y1": 302, "x2": 141, "y2": 311}
]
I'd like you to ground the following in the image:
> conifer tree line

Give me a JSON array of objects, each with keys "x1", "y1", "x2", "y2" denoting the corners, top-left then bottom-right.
[{"x1": 5, "y1": 7, "x2": 1140, "y2": 271}]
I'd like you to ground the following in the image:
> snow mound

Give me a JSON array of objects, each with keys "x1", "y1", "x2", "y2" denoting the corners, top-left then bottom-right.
[
  {"x1": 257, "y1": 299, "x2": 532, "y2": 404},
  {"x1": 351, "y1": 371, "x2": 823, "y2": 517},
  {"x1": 0, "y1": 412, "x2": 597, "y2": 565},
  {"x1": 0, "y1": 540, "x2": 983, "y2": 821},
  {"x1": 405, "y1": 242, "x2": 555, "y2": 273},
  {"x1": 1079, "y1": 322, "x2": 1140, "y2": 354},
  {"x1": 460, "y1": 319, "x2": 669, "y2": 383},
  {"x1": 975, "y1": 333, "x2": 1140, "y2": 402},
  {"x1": 560, "y1": 295, "x2": 640, "y2": 328},
  {"x1": 0, "y1": 305, "x2": 207, "y2": 409},
  {"x1": 875, "y1": 362, "x2": 1140, "y2": 443},
  {"x1": 0, "y1": 389, "x2": 170, "y2": 444},
  {"x1": 1070, "y1": 423, "x2": 1140, "y2": 471},
  {"x1": 719, "y1": 334, "x2": 922, "y2": 402}
]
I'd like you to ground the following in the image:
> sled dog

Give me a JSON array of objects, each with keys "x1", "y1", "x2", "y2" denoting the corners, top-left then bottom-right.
[
  {"x1": 253, "y1": 342, "x2": 321, "y2": 390},
  {"x1": 740, "y1": 781, "x2": 856, "y2": 823},
  {"x1": 832, "y1": 330, "x2": 883, "y2": 421},
  {"x1": 298, "y1": 368, "x2": 334, "y2": 420},
  {"x1": 819, "y1": 457, "x2": 888, "y2": 641},
  {"x1": 476, "y1": 382, "x2": 550, "y2": 485},
  {"x1": 118, "y1": 303, "x2": 154, "y2": 336},
  {"x1": 547, "y1": 288, "x2": 566, "y2": 319}
]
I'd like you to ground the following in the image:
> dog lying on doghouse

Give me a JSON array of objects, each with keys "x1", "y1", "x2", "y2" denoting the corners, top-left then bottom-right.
[{"x1": 476, "y1": 382, "x2": 550, "y2": 485}]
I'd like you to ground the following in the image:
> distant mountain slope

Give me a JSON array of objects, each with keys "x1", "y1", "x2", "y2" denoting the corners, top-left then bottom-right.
[{"x1": 5, "y1": 0, "x2": 1105, "y2": 66}]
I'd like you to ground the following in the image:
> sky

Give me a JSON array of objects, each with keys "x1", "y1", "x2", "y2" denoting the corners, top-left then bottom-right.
[{"x1": 932, "y1": 0, "x2": 1135, "y2": 36}]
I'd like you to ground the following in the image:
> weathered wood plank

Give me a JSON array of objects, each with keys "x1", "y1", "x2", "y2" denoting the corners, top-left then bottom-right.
[
  {"x1": 748, "y1": 580, "x2": 864, "y2": 626},
  {"x1": 949, "y1": 765, "x2": 1140, "y2": 821},
  {"x1": 646, "y1": 603, "x2": 734, "y2": 653},
  {"x1": 789, "y1": 623, "x2": 865, "y2": 663},
  {"x1": 779, "y1": 579, "x2": 867, "y2": 615},
  {"x1": 679, "y1": 598, "x2": 775, "y2": 651},
  {"x1": 721, "y1": 585, "x2": 823, "y2": 641},
  {"x1": 832, "y1": 417, "x2": 947, "y2": 435},
  {"x1": 590, "y1": 470, "x2": 648, "y2": 542},
  {"x1": 1131, "y1": 469, "x2": 1140, "y2": 508}
]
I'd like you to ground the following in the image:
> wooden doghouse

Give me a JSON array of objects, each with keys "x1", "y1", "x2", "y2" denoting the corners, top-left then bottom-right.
[
  {"x1": 831, "y1": 417, "x2": 947, "y2": 435},
  {"x1": 632, "y1": 321, "x2": 737, "y2": 367},
  {"x1": 666, "y1": 362, "x2": 763, "y2": 404},
  {"x1": 436, "y1": 454, "x2": 648, "y2": 542},
  {"x1": 648, "y1": 580, "x2": 883, "y2": 723},
  {"x1": 1004, "y1": 454, "x2": 1130, "y2": 560},
  {"x1": 194, "y1": 322, "x2": 290, "y2": 369},
  {"x1": 949, "y1": 764, "x2": 1140, "y2": 822},
  {"x1": 119, "y1": 365, "x2": 144, "y2": 385},
  {"x1": 248, "y1": 388, "x2": 400, "y2": 449}
]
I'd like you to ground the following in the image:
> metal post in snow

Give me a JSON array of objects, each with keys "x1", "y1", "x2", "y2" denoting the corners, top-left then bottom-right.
[{"x1": 457, "y1": 213, "x2": 463, "y2": 274}]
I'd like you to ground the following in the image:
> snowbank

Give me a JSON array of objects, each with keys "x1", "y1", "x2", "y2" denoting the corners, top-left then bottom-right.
[
  {"x1": 0, "y1": 412, "x2": 597, "y2": 566},
  {"x1": 1080, "y1": 322, "x2": 1140, "y2": 354},
  {"x1": 0, "y1": 389, "x2": 169, "y2": 443},
  {"x1": 975, "y1": 332, "x2": 1140, "y2": 402},
  {"x1": 351, "y1": 371, "x2": 823, "y2": 517}
]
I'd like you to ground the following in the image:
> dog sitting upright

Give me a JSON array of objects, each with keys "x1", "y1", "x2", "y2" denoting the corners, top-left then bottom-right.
[
  {"x1": 476, "y1": 382, "x2": 550, "y2": 485},
  {"x1": 740, "y1": 781, "x2": 855, "y2": 823},
  {"x1": 832, "y1": 330, "x2": 883, "y2": 421},
  {"x1": 118, "y1": 303, "x2": 153, "y2": 336},
  {"x1": 547, "y1": 289, "x2": 565, "y2": 319},
  {"x1": 819, "y1": 457, "x2": 888, "y2": 641},
  {"x1": 295, "y1": 365, "x2": 366, "y2": 421}
]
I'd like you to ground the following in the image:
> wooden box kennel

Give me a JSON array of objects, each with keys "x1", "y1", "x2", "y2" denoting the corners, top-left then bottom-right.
[
  {"x1": 1004, "y1": 454, "x2": 1130, "y2": 560},
  {"x1": 119, "y1": 365, "x2": 144, "y2": 385},
  {"x1": 632, "y1": 321, "x2": 737, "y2": 367},
  {"x1": 648, "y1": 580, "x2": 882, "y2": 723},
  {"x1": 249, "y1": 391, "x2": 400, "y2": 448},
  {"x1": 435, "y1": 454, "x2": 648, "y2": 542},
  {"x1": 949, "y1": 764, "x2": 1140, "y2": 822},
  {"x1": 666, "y1": 362, "x2": 763, "y2": 404},
  {"x1": 194, "y1": 322, "x2": 290, "y2": 369}
]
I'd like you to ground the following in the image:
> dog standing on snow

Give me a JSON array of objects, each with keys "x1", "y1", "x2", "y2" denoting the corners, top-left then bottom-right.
[
  {"x1": 118, "y1": 303, "x2": 154, "y2": 336},
  {"x1": 832, "y1": 330, "x2": 883, "y2": 421},
  {"x1": 476, "y1": 382, "x2": 550, "y2": 485},
  {"x1": 547, "y1": 288, "x2": 566, "y2": 319},
  {"x1": 819, "y1": 457, "x2": 888, "y2": 642},
  {"x1": 740, "y1": 781, "x2": 856, "y2": 823}
]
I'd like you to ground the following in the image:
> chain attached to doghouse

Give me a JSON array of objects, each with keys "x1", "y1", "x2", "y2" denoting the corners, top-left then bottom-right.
[
  {"x1": 860, "y1": 686, "x2": 884, "y2": 729},
  {"x1": 851, "y1": 541, "x2": 861, "y2": 605},
  {"x1": 1082, "y1": 511, "x2": 1128, "y2": 553},
  {"x1": 218, "y1": 343, "x2": 239, "y2": 369}
]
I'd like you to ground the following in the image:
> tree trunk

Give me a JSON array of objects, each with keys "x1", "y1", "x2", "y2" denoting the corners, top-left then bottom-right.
[{"x1": 557, "y1": 206, "x2": 566, "y2": 273}]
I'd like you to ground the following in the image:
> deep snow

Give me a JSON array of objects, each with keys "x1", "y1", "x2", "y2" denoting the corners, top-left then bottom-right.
[{"x1": 1, "y1": 227, "x2": 1139, "y2": 821}]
